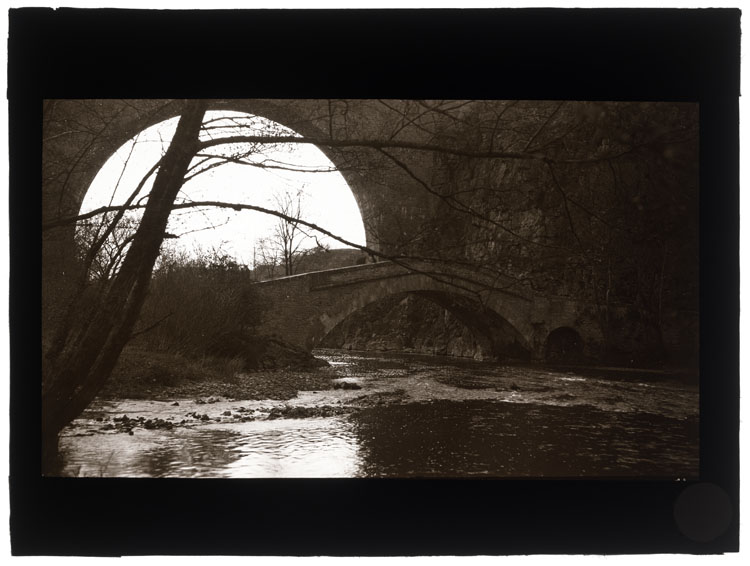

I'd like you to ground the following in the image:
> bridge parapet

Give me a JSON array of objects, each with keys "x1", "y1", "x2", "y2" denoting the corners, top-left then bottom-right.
[
  {"x1": 274, "y1": 260, "x2": 533, "y2": 299},
  {"x1": 308, "y1": 261, "x2": 408, "y2": 290},
  {"x1": 252, "y1": 261, "x2": 604, "y2": 359}
]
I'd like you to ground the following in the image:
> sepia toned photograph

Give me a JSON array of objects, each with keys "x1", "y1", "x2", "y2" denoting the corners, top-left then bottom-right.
[
  {"x1": 10, "y1": 6, "x2": 739, "y2": 556},
  {"x1": 41, "y1": 98, "x2": 700, "y2": 479}
]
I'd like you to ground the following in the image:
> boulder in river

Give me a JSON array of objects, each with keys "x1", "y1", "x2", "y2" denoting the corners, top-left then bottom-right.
[
  {"x1": 333, "y1": 380, "x2": 362, "y2": 390},
  {"x1": 205, "y1": 331, "x2": 329, "y2": 371}
]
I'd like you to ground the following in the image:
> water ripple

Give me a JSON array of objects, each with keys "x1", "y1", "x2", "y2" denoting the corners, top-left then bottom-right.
[{"x1": 60, "y1": 350, "x2": 698, "y2": 478}]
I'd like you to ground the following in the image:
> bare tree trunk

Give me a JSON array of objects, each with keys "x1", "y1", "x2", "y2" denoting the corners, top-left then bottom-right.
[{"x1": 41, "y1": 100, "x2": 208, "y2": 473}]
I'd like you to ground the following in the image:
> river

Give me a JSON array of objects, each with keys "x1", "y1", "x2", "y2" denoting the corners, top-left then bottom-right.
[{"x1": 58, "y1": 349, "x2": 699, "y2": 479}]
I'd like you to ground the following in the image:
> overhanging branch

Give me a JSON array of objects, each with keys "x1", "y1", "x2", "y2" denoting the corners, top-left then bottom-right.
[{"x1": 44, "y1": 200, "x2": 505, "y2": 298}]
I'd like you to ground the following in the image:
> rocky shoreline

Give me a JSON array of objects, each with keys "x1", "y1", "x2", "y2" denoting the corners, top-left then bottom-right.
[
  {"x1": 84, "y1": 346, "x2": 697, "y2": 440},
  {"x1": 98, "y1": 364, "x2": 339, "y2": 402},
  {"x1": 97, "y1": 341, "x2": 337, "y2": 402},
  {"x1": 75, "y1": 353, "x2": 416, "y2": 437},
  {"x1": 70, "y1": 388, "x2": 422, "y2": 441},
  {"x1": 85, "y1": 401, "x2": 359, "y2": 436}
]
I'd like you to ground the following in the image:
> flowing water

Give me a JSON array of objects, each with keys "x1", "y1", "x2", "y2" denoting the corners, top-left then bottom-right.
[{"x1": 58, "y1": 349, "x2": 699, "y2": 478}]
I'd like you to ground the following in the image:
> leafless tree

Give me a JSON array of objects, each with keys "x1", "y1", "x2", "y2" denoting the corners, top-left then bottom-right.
[
  {"x1": 41, "y1": 99, "x2": 699, "y2": 471},
  {"x1": 73, "y1": 212, "x2": 141, "y2": 282},
  {"x1": 43, "y1": 100, "x2": 208, "y2": 470},
  {"x1": 254, "y1": 189, "x2": 329, "y2": 277}
]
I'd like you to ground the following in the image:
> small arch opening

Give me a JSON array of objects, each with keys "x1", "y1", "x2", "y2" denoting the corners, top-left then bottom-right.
[{"x1": 544, "y1": 327, "x2": 584, "y2": 362}]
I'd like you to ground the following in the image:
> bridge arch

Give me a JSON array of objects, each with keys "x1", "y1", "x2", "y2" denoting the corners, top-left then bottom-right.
[
  {"x1": 47, "y1": 100, "x2": 375, "y2": 247},
  {"x1": 320, "y1": 289, "x2": 532, "y2": 361},
  {"x1": 253, "y1": 262, "x2": 537, "y2": 358}
]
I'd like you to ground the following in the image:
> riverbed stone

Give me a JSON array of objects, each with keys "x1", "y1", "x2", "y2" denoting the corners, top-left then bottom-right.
[{"x1": 333, "y1": 381, "x2": 362, "y2": 390}]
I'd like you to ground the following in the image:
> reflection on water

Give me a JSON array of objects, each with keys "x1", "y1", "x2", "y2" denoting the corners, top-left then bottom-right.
[
  {"x1": 350, "y1": 400, "x2": 698, "y2": 478},
  {"x1": 222, "y1": 418, "x2": 360, "y2": 477},
  {"x1": 59, "y1": 350, "x2": 699, "y2": 479},
  {"x1": 61, "y1": 418, "x2": 360, "y2": 478},
  {"x1": 59, "y1": 428, "x2": 243, "y2": 478}
]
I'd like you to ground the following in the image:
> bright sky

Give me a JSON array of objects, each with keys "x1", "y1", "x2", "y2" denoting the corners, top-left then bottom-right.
[{"x1": 80, "y1": 110, "x2": 367, "y2": 267}]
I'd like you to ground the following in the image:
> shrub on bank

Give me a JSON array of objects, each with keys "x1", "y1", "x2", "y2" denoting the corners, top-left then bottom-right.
[
  {"x1": 134, "y1": 248, "x2": 264, "y2": 355},
  {"x1": 109, "y1": 249, "x2": 327, "y2": 392},
  {"x1": 102, "y1": 346, "x2": 246, "y2": 398},
  {"x1": 108, "y1": 249, "x2": 264, "y2": 388}
]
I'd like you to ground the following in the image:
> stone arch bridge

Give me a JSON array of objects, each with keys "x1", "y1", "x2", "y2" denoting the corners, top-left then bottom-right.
[
  {"x1": 253, "y1": 260, "x2": 604, "y2": 362},
  {"x1": 40, "y1": 99, "x2": 629, "y2": 362}
]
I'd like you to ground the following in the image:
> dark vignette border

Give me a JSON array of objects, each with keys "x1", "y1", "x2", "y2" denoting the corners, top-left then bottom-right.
[{"x1": 8, "y1": 7, "x2": 740, "y2": 556}]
